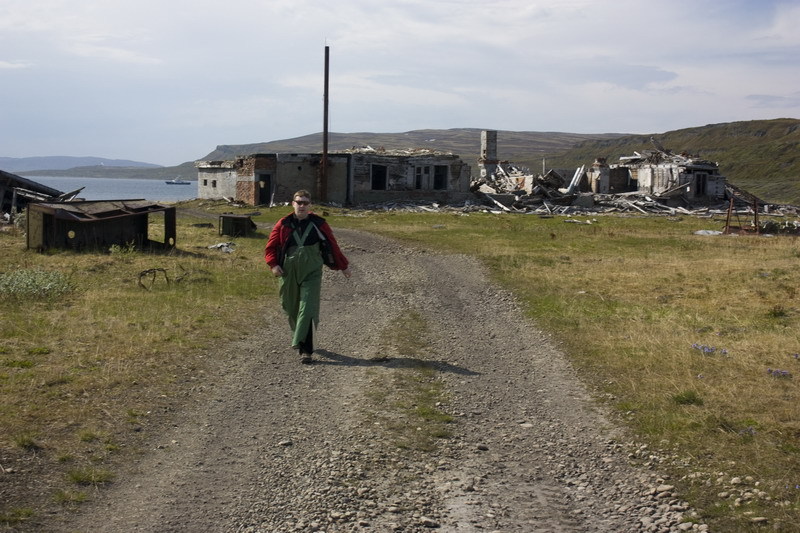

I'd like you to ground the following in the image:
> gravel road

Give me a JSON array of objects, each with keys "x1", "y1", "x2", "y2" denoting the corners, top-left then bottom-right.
[{"x1": 52, "y1": 228, "x2": 707, "y2": 533}]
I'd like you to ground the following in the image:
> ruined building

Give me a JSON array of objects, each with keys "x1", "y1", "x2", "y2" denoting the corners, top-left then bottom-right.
[
  {"x1": 476, "y1": 131, "x2": 729, "y2": 208},
  {"x1": 196, "y1": 148, "x2": 472, "y2": 206},
  {"x1": 587, "y1": 141, "x2": 727, "y2": 203}
]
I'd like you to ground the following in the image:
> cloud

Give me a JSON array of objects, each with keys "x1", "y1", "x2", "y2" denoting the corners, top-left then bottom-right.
[
  {"x1": 0, "y1": 0, "x2": 798, "y2": 165},
  {"x1": 746, "y1": 93, "x2": 800, "y2": 109},
  {"x1": 0, "y1": 60, "x2": 33, "y2": 69},
  {"x1": 67, "y1": 33, "x2": 162, "y2": 65}
]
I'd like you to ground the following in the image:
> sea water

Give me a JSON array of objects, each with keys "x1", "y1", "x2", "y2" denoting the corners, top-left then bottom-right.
[{"x1": 28, "y1": 176, "x2": 198, "y2": 203}]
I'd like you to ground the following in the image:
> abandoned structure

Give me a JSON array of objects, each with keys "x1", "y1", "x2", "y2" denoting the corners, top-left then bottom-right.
[
  {"x1": 195, "y1": 148, "x2": 472, "y2": 206},
  {"x1": 1, "y1": 170, "x2": 76, "y2": 217},
  {"x1": 587, "y1": 144, "x2": 728, "y2": 202},
  {"x1": 475, "y1": 132, "x2": 730, "y2": 209},
  {"x1": 478, "y1": 130, "x2": 499, "y2": 179},
  {"x1": 26, "y1": 200, "x2": 176, "y2": 252}
]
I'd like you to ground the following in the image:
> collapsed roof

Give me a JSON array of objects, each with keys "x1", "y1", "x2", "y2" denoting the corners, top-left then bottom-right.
[{"x1": 1, "y1": 170, "x2": 83, "y2": 216}]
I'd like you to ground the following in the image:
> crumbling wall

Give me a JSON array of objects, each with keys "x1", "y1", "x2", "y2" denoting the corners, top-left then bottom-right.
[
  {"x1": 272, "y1": 154, "x2": 321, "y2": 203},
  {"x1": 236, "y1": 181, "x2": 257, "y2": 205},
  {"x1": 197, "y1": 150, "x2": 471, "y2": 206},
  {"x1": 235, "y1": 155, "x2": 278, "y2": 205},
  {"x1": 609, "y1": 167, "x2": 634, "y2": 192},
  {"x1": 197, "y1": 162, "x2": 237, "y2": 200},
  {"x1": 350, "y1": 153, "x2": 471, "y2": 203},
  {"x1": 449, "y1": 160, "x2": 471, "y2": 192}
]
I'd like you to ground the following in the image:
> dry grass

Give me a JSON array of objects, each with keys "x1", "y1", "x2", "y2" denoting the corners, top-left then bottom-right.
[
  {"x1": 328, "y1": 208, "x2": 800, "y2": 530},
  {"x1": 3, "y1": 200, "x2": 800, "y2": 531},
  {"x1": 0, "y1": 202, "x2": 275, "y2": 527},
  {"x1": 365, "y1": 308, "x2": 453, "y2": 452}
]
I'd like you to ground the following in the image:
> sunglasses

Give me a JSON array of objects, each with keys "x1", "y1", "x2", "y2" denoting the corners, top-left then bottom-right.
[{"x1": 294, "y1": 200, "x2": 310, "y2": 206}]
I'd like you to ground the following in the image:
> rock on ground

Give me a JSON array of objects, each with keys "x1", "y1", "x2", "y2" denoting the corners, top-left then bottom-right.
[{"x1": 51, "y1": 228, "x2": 704, "y2": 533}]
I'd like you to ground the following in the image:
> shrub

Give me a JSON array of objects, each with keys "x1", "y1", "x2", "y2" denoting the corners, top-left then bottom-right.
[
  {"x1": 13, "y1": 434, "x2": 42, "y2": 451},
  {"x1": 53, "y1": 489, "x2": 87, "y2": 505},
  {"x1": 66, "y1": 467, "x2": 115, "y2": 485},
  {"x1": 0, "y1": 507, "x2": 34, "y2": 525},
  {"x1": 109, "y1": 241, "x2": 136, "y2": 256},
  {"x1": 0, "y1": 269, "x2": 74, "y2": 301},
  {"x1": 672, "y1": 390, "x2": 704, "y2": 406}
]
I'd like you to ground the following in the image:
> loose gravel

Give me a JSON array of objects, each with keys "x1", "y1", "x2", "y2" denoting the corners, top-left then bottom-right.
[{"x1": 51, "y1": 228, "x2": 708, "y2": 533}]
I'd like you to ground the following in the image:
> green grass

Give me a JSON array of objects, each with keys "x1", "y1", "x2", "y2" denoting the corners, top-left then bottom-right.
[
  {"x1": 0, "y1": 202, "x2": 275, "y2": 526},
  {"x1": 0, "y1": 268, "x2": 75, "y2": 301},
  {"x1": 3, "y1": 199, "x2": 800, "y2": 531},
  {"x1": 13, "y1": 434, "x2": 42, "y2": 451},
  {"x1": 53, "y1": 489, "x2": 88, "y2": 505},
  {"x1": 364, "y1": 308, "x2": 454, "y2": 452},
  {"x1": 310, "y1": 205, "x2": 800, "y2": 531},
  {"x1": 672, "y1": 390, "x2": 704, "y2": 406},
  {"x1": 0, "y1": 508, "x2": 34, "y2": 526},
  {"x1": 66, "y1": 467, "x2": 115, "y2": 485}
]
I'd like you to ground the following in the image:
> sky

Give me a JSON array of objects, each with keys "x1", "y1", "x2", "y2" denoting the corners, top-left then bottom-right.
[{"x1": 1, "y1": 0, "x2": 799, "y2": 166}]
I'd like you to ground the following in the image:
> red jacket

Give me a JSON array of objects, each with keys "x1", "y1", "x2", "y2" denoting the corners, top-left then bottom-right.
[{"x1": 264, "y1": 212, "x2": 349, "y2": 271}]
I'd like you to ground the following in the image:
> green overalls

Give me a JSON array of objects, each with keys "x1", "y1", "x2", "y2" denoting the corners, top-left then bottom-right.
[{"x1": 279, "y1": 222, "x2": 324, "y2": 349}]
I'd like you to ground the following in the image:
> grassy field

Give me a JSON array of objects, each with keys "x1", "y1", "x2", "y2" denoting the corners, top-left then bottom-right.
[
  {"x1": 325, "y1": 206, "x2": 800, "y2": 531},
  {"x1": 2, "y1": 200, "x2": 799, "y2": 531},
  {"x1": 0, "y1": 204, "x2": 275, "y2": 528}
]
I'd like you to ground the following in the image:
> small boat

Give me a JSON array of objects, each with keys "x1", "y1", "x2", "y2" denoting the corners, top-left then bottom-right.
[{"x1": 165, "y1": 177, "x2": 191, "y2": 185}]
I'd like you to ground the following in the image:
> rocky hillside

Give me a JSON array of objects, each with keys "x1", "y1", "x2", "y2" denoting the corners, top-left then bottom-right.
[{"x1": 201, "y1": 128, "x2": 626, "y2": 168}]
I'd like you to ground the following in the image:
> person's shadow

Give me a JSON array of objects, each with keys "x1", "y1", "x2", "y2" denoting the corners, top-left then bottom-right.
[{"x1": 314, "y1": 349, "x2": 480, "y2": 376}]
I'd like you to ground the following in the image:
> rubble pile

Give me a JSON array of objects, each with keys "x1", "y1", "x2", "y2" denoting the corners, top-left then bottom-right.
[
  {"x1": 465, "y1": 152, "x2": 800, "y2": 229},
  {"x1": 342, "y1": 145, "x2": 454, "y2": 156},
  {"x1": 343, "y1": 190, "x2": 800, "y2": 235}
]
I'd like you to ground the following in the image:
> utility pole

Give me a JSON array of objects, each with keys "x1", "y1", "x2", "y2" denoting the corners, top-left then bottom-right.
[{"x1": 320, "y1": 45, "x2": 329, "y2": 202}]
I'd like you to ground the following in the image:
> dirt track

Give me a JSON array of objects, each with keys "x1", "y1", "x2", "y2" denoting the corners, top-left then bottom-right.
[{"x1": 51, "y1": 228, "x2": 705, "y2": 532}]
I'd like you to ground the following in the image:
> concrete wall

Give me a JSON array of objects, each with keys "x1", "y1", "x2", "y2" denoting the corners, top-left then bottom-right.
[
  {"x1": 634, "y1": 164, "x2": 726, "y2": 200},
  {"x1": 349, "y1": 153, "x2": 471, "y2": 204},
  {"x1": 197, "y1": 151, "x2": 472, "y2": 206},
  {"x1": 197, "y1": 162, "x2": 237, "y2": 200}
]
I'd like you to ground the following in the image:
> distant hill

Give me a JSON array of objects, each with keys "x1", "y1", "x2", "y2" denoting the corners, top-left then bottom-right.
[
  {"x1": 0, "y1": 156, "x2": 161, "y2": 173},
  {"x1": 203, "y1": 123, "x2": 800, "y2": 205},
  {"x1": 17, "y1": 161, "x2": 198, "y2": 181},
  {"x1": 540, "y1": 118, "x2": 800, "y2": 205},
  {"x1": 202, "y1": 128, "x2": 627, "y2": 167},
  {"x1": 10, "y1": 121, "x2": 799, "y2": 205}
]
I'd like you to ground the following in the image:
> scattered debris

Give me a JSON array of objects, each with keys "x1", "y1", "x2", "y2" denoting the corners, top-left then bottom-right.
[
  {"x1": 1, "y1": 169, "x2": 83, "y2": 223},
  {"x1": 332, "y1": 191, "x2": 800, "y2": 236},
  {"x1": 137, "y1": 265, "x2": 196, "y2": 289},
  {"x1": 208, "y1": 242, "x2": 236, "y2": 253},
  {"x1": 463, "y1": 137, "x2": 799, "y2": 231},
  {"x1": 138, "y1": 268, "x2": 170, "y2": 290},
  {"x1": 219, "y1": 213, "x2": 257, "y2": 237}
]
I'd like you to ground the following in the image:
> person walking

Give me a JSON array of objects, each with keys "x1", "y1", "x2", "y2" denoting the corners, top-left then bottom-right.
[{"x1": 264, "y1": 190, "x2": 351, "y2": 364}]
